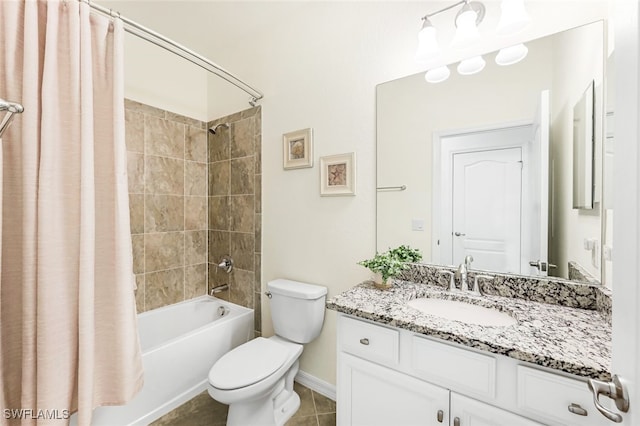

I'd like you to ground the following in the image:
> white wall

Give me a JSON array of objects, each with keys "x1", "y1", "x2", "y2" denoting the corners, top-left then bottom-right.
[
  {"x1": 548, "y1": 22, "x2": 604, "y2": 280},
  {"x1": 101, "y1": 0, "x2": 610, "y2": 386}
]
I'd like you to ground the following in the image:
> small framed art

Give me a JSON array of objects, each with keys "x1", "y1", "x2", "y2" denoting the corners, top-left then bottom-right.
[
  {"x1": 283, "y1": 128, "x2": 313, "y2": 169},
  {"x1": 320, "y1": 152, "x2": 356, "y2": 196}
]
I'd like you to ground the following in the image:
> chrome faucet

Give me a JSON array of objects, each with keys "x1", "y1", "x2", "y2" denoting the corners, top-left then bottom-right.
[{"x1": 455, "y1": 255, "x2": 474, "y2": 292}]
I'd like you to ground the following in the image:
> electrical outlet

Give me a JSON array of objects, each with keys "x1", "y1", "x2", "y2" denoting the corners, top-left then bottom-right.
[{"x1": 412, "y1": 219, "x2": 425, "y2": 232}]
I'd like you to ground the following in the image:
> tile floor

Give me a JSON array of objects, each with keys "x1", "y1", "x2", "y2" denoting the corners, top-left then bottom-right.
[{"x1": 151, "y1": 382, "x2": 336, "y2": 426}]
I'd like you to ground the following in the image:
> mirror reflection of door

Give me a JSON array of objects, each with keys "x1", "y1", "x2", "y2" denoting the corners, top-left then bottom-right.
[
  {"x1": 451, "y1": 148, "x2": 522, "y2": 273},
  {"x1": 440, "y1": 91, "x2": 550, "y2": 275}
]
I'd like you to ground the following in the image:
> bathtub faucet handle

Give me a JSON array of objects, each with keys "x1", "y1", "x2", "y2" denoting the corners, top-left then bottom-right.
[{"x1": 217, "y1": 256, "x2": 234, "y2": 274}]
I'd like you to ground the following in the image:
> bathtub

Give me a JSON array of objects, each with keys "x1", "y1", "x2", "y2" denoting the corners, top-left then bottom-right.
[{"x1": 85, "y1": 296, "x2": 253, "y2": 426}]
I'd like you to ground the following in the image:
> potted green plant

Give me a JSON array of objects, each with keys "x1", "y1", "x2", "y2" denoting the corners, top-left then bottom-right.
[
  {"x1": 387, "y1": 245, "x2": 423, "y2": 263},
  {"x1": 358, "y1": 245, "x2": 422, "y2": 289}
]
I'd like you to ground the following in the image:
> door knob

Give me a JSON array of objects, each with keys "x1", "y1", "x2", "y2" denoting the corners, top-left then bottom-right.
[
  {"x1": 436, "y1": 410, "x2": 444, "y2": 423},
  {"x1": 454, "y1": 232, "x2": 466, "y2": 237},
  {"x1": 529, "y1": 260, "x2": 557, "y2": 272},
  {"x1": 587, "y1": 374, "x2": 629, "y2": 423}
]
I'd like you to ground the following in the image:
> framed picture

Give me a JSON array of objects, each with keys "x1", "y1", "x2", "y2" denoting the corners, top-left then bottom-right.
[
  {"x1": 283, "y1": 128, "x2": 313, "y2": 169},
  {"x1": 320, "y1": 152, "x2": 356, "y2": 196}
]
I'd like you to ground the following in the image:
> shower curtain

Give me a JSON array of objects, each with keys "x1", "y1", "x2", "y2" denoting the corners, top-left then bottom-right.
[{"x1": 0, "y1": 1, "x2": 143, "y2": 425}]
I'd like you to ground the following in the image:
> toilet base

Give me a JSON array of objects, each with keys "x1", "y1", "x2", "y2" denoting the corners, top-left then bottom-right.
[{"x1": 223, "y1": 360, "x2": 301, "y2": 426}]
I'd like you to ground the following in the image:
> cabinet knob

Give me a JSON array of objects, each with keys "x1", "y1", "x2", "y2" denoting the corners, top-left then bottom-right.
[
  {"x1": 436, "y1": 410, "x2": 444, "y2": 423},
  {"x1": 359, "y1": 338, "x2": 370, "y2": 345},
  {"x1": 453, "y1": 417, "x2": 461, "y2": 426},
  {"x1": 568, "y1": 403, "x2": 588, "y2": 416}
]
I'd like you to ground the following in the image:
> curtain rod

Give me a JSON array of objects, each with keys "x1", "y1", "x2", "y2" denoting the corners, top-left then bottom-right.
[{"x1": 81, "y1": 0, "x2": 264, "y2": 106}]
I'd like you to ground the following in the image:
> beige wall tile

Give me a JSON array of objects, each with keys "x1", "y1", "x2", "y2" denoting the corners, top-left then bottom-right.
[
  {"x1": 185, "y1": 161, "x2": 207, "y2": 196},
  {"x1": 185, "y1": 230, "x2": 207, "y2": 265},
  {"x1": 255, "y1": 213, "x2": 262, "y2": 253},
  {"x1": 230, "y1": 232, "x2": 254, "y2": 271},
  {"x1": 132, "y1": 234, "x2": 144, "y2": 274},
  {"x1": 255, "y1": 174, "x2": 262, "y2": 213},
  {"x1": 209, "y1": 196, "x2": 229, "y2": 231},
  {"x1": 129, "y1": 193, "x2": 144, "y2": 235},
  {"x1": 254, "y1": 292, "x2": 262, "y2": 333},
  {"x1": 127, "y1": 152, "x2": 144, "y2": 194},
  {"x1": 185, "y1": 264, "x2": 207, "y2": 300},
  {"x1": 145, "y1": 195, "x2": 184, "y2": 233},
  {"x1": 145, "y1": 156, "x2": 184, "y2": 195},
  {"x1": 145, "y1": 232, "x2": 185, "y2": 272},
  {"x1": 230, "y1": 157, "x2": 255, "y2": 195},
  {"x1": 165, "y1": 111, "x2": 204, "y2": 128},
  {"x1": 230, "y1": 269, "x2": 254, "y2": 308},
  {"x1": 125, "y1": 110, "x2": 144, "y2": 153},
  {"x1": 208, "y1": 230, "x2": 230, "y2": 264},
  {"x1": 145, "y1": 267, "x2": 184, "y2": 310},
  {"x1": 186, "y1": 126, "x2": 207, "y2": 162},
  {"x1": 209, "y1": 161, "x2": 230, "y2": 196},
  {"x1": 145, "y1": 115, "x2": 185, "y2": 159},
  {"x1": 125, "y1": 99, "x2": 165, "y2": 117},
  {"x1": 254, "y1": 253, "x2": 261, "y2": 293},
  {"x1": 185, "y1": 196, "x2": 207, "y2": 231},
  {"x1": 208, "y1": 266, "x2": 230, "y2": 292},
  {"x1": 231, "y1": 118, "x2": 254, "y2": 159},
  {"x1": 208, "y1": 127, "x2": 230, "y2": 163},
  {"x1": 229, "y1": 195, "x2": 254, "y2": 233}
]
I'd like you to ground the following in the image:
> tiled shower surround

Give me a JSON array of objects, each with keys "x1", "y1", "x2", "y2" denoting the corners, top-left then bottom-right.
[
  {"x1": 125, "y1": 99, "x2": 262, "y2": 337},
  {"x1": 207, "y1": 107, "x2": 262, "y2": 335}
]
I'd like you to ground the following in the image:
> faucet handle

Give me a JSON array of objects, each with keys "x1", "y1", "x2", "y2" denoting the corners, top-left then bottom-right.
[
  {"x1": 472, "y1": 274, "x2": 493, "y2": 295},
  {"x1": 439, "y1": 270, "x2": 455, "y2": 291}
]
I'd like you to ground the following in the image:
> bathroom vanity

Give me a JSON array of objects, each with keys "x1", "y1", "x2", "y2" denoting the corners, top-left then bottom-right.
[{"x1": 327, "y1": 274, "x2": 612, "y2": 426}]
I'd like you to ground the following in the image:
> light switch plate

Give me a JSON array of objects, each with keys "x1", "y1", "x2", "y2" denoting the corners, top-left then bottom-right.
[{"x1": 412, "y1": 219, "x2": 425, "y2": 231}]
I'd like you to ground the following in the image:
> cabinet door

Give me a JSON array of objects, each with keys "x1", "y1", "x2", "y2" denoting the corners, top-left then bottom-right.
[
  {"x1": 450, "y1": 393, "x2": 542, "y2": 426},
  {"x1": 338, "y1": 353, "x2": 449, "y2": 426}
]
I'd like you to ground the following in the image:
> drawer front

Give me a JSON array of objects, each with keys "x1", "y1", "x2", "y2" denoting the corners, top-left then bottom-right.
[
  {"x1": 411, "y1": 335, "x2": 496, "y2": 399},
  {"x1": 338, "y1": 315, "x2": 399, "y2": 365},
  {"x1": 517, "y1": 366, "x2": 608, "y2": 426}
]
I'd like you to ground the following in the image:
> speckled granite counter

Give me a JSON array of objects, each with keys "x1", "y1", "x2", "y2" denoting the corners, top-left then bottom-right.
[{"x1": 327, "y1": 279, "x2": 612, "y2": 381}]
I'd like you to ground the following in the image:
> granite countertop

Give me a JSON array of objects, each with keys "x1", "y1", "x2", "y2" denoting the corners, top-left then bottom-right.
[{"x1": 327, "y1": 280, "x2": 612, "y2": 381}]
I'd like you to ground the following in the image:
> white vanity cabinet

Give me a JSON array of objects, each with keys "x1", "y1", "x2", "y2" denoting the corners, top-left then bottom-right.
[{"x1": 337, "y1": 314, "x2": 608, "y2": 426}]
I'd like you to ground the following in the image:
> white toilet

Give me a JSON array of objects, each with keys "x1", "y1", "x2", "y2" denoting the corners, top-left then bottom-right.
[{"x1": 208, "y1": 279, "x2": 327, "y2": 426}]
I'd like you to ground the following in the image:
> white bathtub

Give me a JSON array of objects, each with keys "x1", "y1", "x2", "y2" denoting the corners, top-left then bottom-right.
[{"x1": 85, "y1": 296, "x2": 253, "y2": 425}]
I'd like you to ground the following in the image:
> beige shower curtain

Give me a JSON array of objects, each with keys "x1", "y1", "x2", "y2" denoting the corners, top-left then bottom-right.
[{"x1": 0, "y1": 1, "x2": 143, "y2": 425}]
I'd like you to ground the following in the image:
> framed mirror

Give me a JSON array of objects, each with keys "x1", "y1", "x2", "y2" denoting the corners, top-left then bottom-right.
[{"x1": 376, "y1": 20, "x2": 607, "y2": 284}]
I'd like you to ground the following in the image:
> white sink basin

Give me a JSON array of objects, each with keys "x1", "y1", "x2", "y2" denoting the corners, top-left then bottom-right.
[{"x1": 407, "y1": 298, "x2": 517, "y2": 327}]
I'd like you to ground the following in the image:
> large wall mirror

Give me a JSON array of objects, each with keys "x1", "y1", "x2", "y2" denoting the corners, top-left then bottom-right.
[{"x1": 376, "y1": 20, "x2": 610, "y2": 284}]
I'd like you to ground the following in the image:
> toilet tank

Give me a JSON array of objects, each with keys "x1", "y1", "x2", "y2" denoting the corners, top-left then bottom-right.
[{"x1": 267, "y1": 279, "x2": 327, "y2": 344}]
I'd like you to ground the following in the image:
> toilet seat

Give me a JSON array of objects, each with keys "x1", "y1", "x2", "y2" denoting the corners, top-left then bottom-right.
[{"x1": 209, "y1": 337, "x2": 289, "y2": 390}]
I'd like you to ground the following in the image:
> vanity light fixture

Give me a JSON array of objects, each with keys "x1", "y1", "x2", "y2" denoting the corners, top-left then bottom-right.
[{"x1": 418, "y1": 0, "x2": 531, "y2": 83}]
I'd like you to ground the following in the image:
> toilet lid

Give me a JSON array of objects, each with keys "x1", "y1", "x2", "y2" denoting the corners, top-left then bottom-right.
[{"x1": 209, "y1": 337, "x2": 289, "y2": 390}]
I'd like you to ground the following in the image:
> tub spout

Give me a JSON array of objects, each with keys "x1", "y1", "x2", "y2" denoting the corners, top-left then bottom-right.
[{"x1": 210, "y1": 284, "x2": 229, "y2": 295}]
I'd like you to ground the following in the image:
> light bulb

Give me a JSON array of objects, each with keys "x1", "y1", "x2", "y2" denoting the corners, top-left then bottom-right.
[
  {"x1": 414, "y1": 19, "x2": 440, "y2": 63},
  {"x1": 452, "y1": 5, "x2": 480, "y2": 49},
  {"x1": 495, "y1": 44, "x2": 528, "y2": 66},
  {"x1": 425, "y1": 66, "x2": 451, "y2": 83},
  {"x1": 457, "y1": 56, "x2": 486, "y2": 75}
]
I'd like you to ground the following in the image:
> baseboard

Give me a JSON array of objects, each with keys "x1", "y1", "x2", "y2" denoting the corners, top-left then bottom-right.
[{"x1": 295, "y1": 370, "x2": 336, "y2": 401}]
